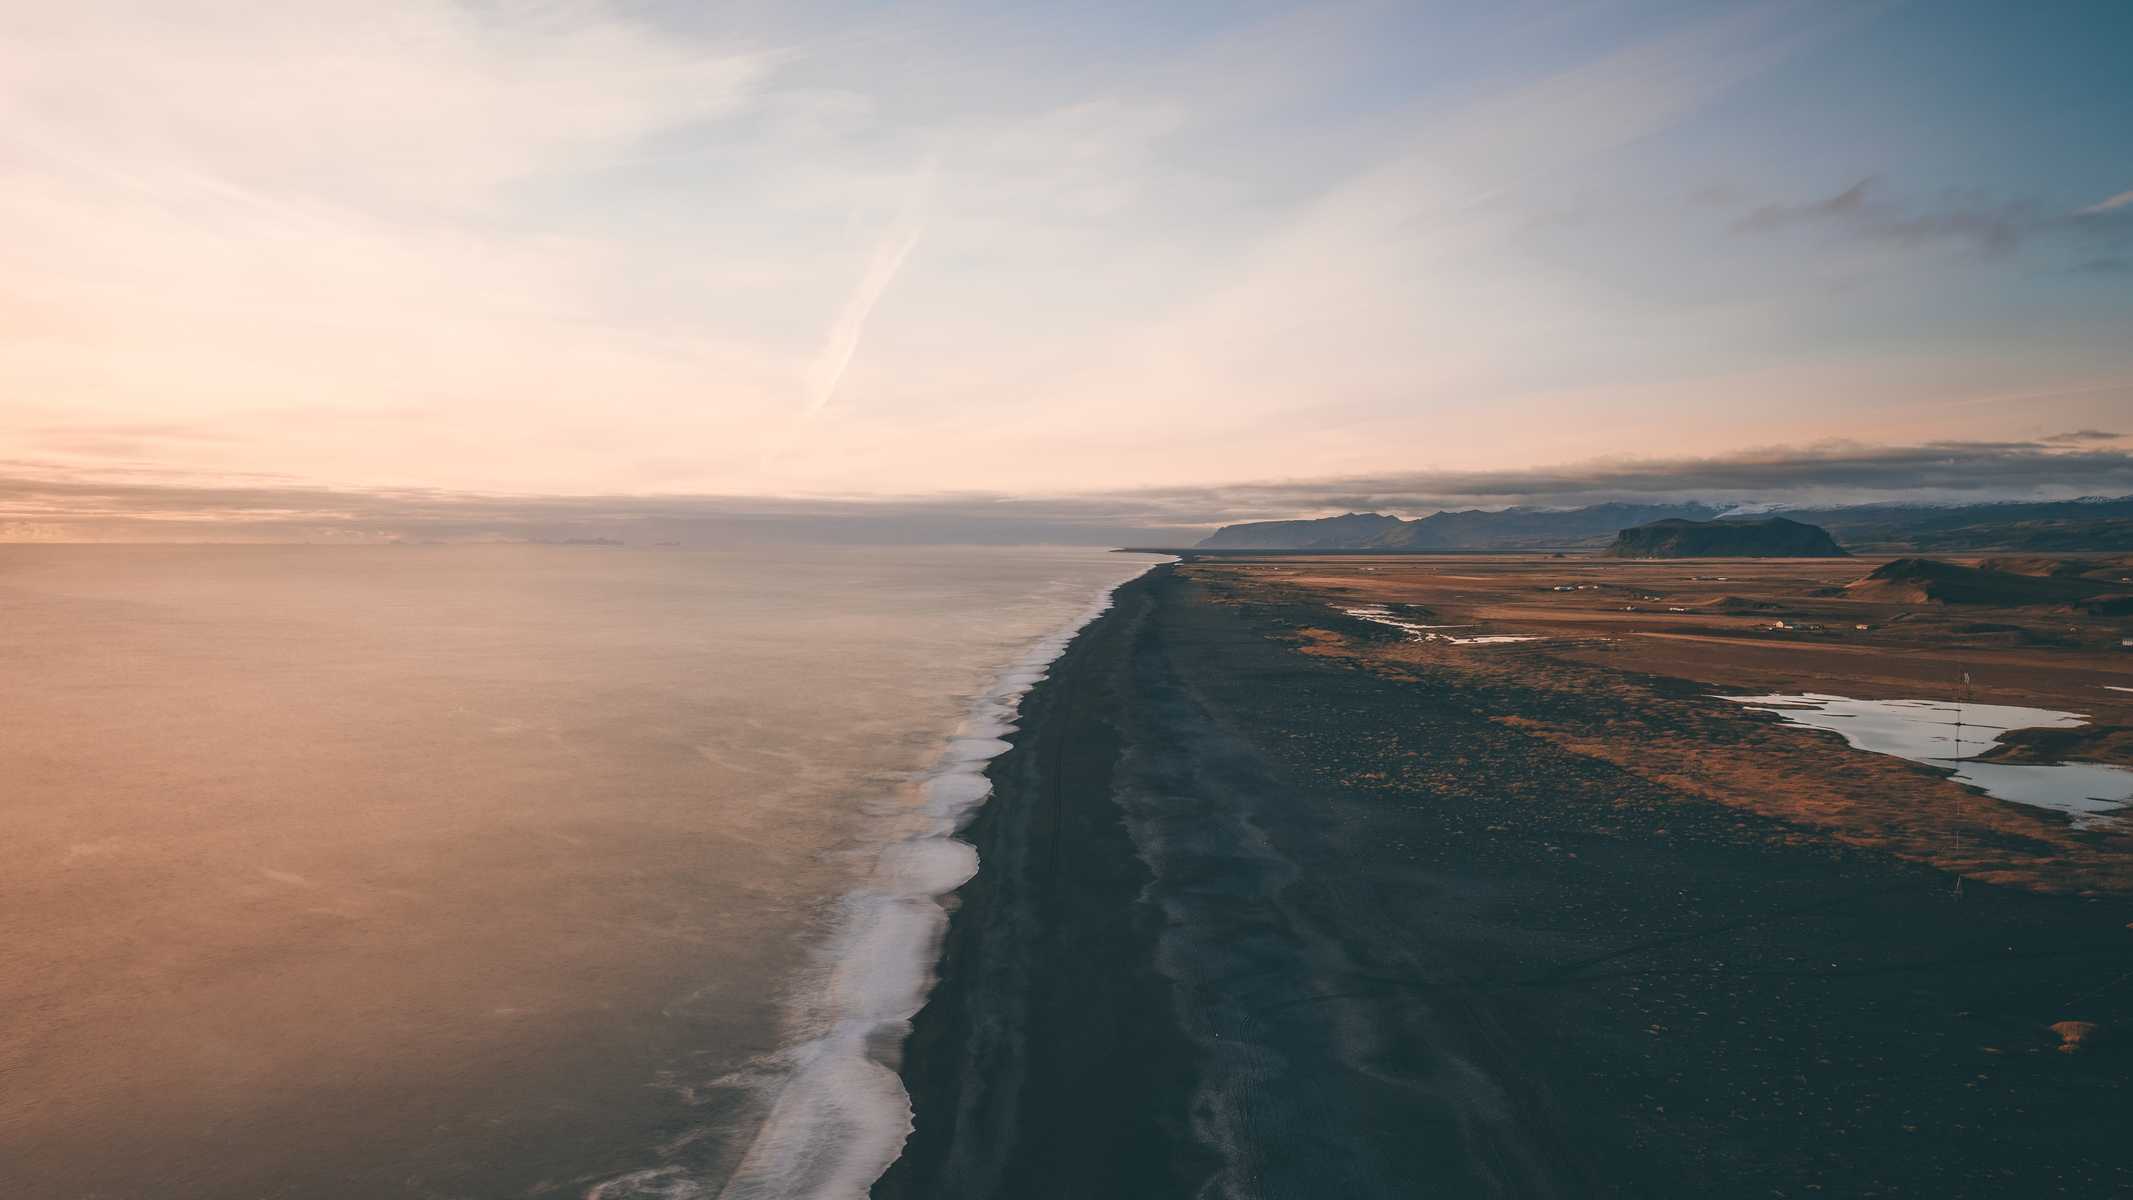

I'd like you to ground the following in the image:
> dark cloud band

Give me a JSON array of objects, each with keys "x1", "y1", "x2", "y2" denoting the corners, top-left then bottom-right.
[{"x1": 3, "y1": 436, "x2": 2130, "y2": 542}]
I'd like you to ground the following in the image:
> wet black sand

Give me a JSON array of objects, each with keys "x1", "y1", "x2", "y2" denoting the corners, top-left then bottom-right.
[{"x1": 878, "y1": 565, "x2": 2133, "y2": 1198}]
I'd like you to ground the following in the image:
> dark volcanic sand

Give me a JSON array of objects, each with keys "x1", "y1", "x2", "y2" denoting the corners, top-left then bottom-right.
[{"x1": 878, "y1": 565, "x2": 2133, "y2": 1199}]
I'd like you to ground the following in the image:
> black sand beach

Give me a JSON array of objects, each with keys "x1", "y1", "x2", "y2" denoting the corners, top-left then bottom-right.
[{"x1": 879, "y1": 564, "x2": 2133, "y2": 1198}]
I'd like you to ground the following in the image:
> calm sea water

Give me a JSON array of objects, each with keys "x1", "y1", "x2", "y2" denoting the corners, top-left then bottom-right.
[{"x1": 0, "y1": 543, "x2": 1153, "y2": 1199}]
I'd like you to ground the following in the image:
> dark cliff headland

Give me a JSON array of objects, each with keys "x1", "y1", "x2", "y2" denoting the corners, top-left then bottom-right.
[
  {"x1": 877, "y1": 564, "x2": 2132, "y2": 1199},
  {"x1": 1603, "y1": 516, "x2": 1848, "y2": 558}
]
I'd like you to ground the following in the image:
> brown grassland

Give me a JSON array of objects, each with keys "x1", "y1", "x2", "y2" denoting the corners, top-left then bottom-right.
[{"x1": 1187, "y1": 553, "x2": 2133, "y2": 894}]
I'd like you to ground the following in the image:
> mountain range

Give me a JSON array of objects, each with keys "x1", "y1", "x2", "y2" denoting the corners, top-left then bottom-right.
[{"x1": 1192, "y1": 496, "x2": 2133, "y2": 552}]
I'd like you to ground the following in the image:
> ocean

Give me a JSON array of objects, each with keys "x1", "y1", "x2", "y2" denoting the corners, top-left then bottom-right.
[{"x1": 0, "y1": 543, "x2": 1154, "y2": 1198}]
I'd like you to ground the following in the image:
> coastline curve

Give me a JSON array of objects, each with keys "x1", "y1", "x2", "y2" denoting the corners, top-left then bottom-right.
[{"x1": 697, "y1": 556, "x2": 1169, "y2": 1200}]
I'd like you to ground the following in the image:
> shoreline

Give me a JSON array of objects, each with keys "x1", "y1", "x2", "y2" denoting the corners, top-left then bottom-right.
[
  {"x1": 874, "y1": 563, "x2": 1208, "y2": 1199},
  {"x1": 711, "y1": 556, "x2": 1164, "y2": 1200},
  {"x1": 880, "y1": 562, "x2": 2133, "y2": 1197}
]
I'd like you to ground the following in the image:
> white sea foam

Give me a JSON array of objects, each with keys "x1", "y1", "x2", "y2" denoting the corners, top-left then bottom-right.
[
  {"x1": 589, "y1": 1168, "x2": 713, "y2": 1200},
  {"x1": 624, "y1": 558, "x2": 1164, "y2": 1200}
]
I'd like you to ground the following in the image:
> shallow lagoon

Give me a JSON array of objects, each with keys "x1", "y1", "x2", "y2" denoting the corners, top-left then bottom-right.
[{"x1": 1719, "y1": 693, "x2": 2133, "y2": 826}]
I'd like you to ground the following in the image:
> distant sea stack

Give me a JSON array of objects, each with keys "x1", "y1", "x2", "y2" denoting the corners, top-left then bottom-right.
[{"x1": 1604, "y1": 517, "x2": 1848, "y2": 558}]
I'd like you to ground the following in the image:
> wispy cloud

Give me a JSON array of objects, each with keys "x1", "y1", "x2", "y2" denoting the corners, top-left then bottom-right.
[
  {"x1": 804, "y1": 157, "x2": 934, "y2": 414},
  {"x1": 1730, "y1": 176, "x2": 2133, "y2": 257},
  {"x1": 2077, "y1": 187, "x2": 2133, "y2": 215},
  {"x1": 0, "y1": 0, "x2": 793, "y2": 492},
  {"x1": 1, "y1": 4, "x2": 2127, "y2": 504},
  {"x1": 1733, "y1": 177, "x2": 2028, "y2": 253}
]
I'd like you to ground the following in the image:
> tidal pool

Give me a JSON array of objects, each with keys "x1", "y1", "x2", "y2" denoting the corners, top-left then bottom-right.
[{"x1": 1717, "y1": 693, "x2": 2133, "y2": 825}]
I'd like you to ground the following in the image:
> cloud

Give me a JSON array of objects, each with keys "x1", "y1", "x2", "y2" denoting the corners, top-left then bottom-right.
[
  {"x1": 1, "y1": 2, "x2": 770, "y2": 213},
  {"x1": 0, "y1": 468, "x2": 1201, "y2": 544},
  {"x1": 2042, "y1": 429, "x2": 2123, "y2": 444},
  {"x1": 1124, "y1": 440, "x2": 2133, "y2": 521},
  {"x1": 0, "y1": 3, "x2": 2123, "y2": 508},
  {"x1": 7, "y1": 437, "x2": 2131, "y2": 542},
  {"x1": 0, "y1": 0, "x2": 800, "y2": 493},
  {"x1": 3, "y1": 1, "x2": 1885, "y2": 502},
  {"x1": 2077, "y1": 187, "x2": 2133, "y2": 215},
  {"x1": 1736, "y1": 176, "x2": 1874, "y2": 227},
  {"x1": 803, "y1": 158, "x2": 934, "y2": 414},
  {"x1": 1730, "y1": 177, "x2": 2133, "y2": 257},
  {"x1": 1733, "y1": 177, "x2": 2028, "y2": 253}
]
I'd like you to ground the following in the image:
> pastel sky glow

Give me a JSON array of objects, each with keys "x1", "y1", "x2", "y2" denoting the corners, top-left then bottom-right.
[{"x1": 2, "y1": 0, "x2": 2130, "y2": 536}]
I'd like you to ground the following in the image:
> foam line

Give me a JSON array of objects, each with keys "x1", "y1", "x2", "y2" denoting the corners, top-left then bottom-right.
[{"x1": 691, "y1": 558, "x2": 1165, "y2": 1200}]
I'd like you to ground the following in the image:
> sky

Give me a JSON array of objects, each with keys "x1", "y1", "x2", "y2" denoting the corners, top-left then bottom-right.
[{"x1": 1, "y1": 0, "x2": 2130, "y2": 540}]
